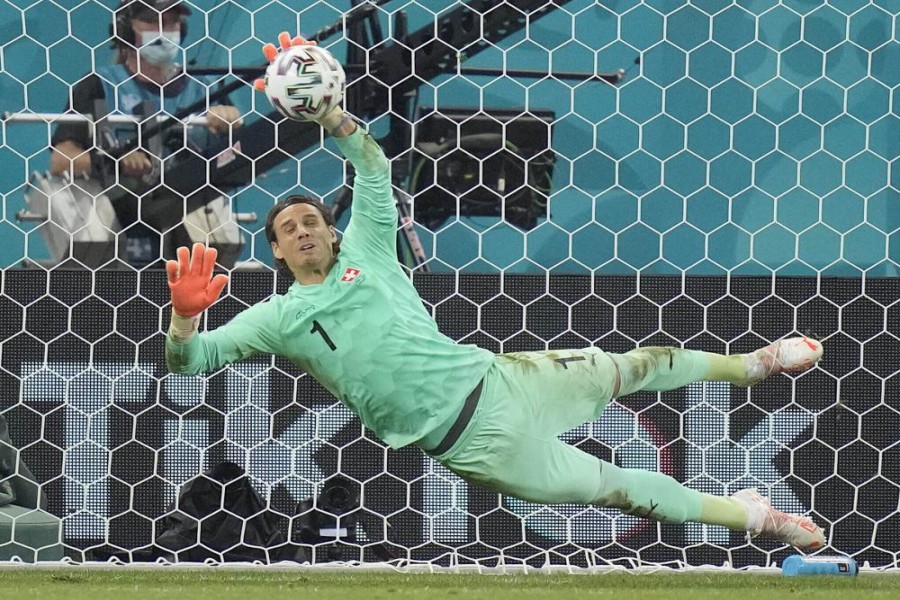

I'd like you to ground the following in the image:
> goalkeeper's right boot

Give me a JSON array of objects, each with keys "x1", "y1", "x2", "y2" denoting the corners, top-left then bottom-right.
[
  {"x1": 732, "y1": 488, "x2": 825, "y2": 552},
  {"x1": 736, "y1": 336, "x2": 823, "y2": 387}
]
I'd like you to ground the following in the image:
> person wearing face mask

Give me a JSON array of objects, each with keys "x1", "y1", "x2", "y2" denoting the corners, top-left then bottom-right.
[{"x1": 49, "y1": 0, "x2": 242, "y2": 266}]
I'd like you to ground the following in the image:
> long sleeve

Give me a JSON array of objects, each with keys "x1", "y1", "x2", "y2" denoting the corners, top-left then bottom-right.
[
  {"x1": 334, "y1": 127, "x2": 395, "y2": 231},
  {"x1": 165, "y1": 302, "x2": 280, "y2": 375}
]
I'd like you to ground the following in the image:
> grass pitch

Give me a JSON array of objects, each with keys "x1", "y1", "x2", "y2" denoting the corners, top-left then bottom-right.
[{"x1": 2, "y1": 569, "x2": 898, "y2": 600}]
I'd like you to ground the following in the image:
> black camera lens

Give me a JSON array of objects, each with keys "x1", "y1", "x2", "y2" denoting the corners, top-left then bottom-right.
[{"x1": 323, "y1": 485, "x2": 350, "y2": 510}]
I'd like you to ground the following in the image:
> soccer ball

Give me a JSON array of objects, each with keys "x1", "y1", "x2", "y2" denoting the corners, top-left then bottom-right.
[{"x1": 263, "y1": 45, "x2": 346, "y2": 121}]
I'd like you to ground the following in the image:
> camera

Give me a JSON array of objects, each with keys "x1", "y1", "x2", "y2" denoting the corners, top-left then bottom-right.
[{"x1": 294, "y1": 475, "x2": 361, "y2": 562}]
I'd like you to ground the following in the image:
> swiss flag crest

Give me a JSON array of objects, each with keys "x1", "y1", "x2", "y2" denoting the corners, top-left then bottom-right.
[{"x1": 340, "y1": 267, "x2": 361, "y2": 282}]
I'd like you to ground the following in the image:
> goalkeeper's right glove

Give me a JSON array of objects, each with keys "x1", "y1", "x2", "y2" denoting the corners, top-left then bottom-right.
[{"x1": 166, "y1": 243, "x2": 229, "y2": 318}]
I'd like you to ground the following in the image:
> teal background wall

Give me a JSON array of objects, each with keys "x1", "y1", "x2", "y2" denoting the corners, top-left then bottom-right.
[{"x1": 1, "y1": 0, "x2": 898, "y2": 275}]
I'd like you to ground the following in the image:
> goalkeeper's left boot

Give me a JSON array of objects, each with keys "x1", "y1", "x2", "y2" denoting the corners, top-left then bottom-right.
[
  {"x1": 736, "y1": 336, "x2": 823, "y2": 387},
  {"x1": 732, "y1": 488, "x2": 825, "y2": 552}
]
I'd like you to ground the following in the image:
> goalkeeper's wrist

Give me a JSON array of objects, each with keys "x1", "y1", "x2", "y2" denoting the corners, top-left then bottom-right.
[
  {"x1": 168, "y1": 311, "x2": 200, "y2": 343},
  {"x1": 318, "y1": 107, "x2": 357, "y2": 138}
]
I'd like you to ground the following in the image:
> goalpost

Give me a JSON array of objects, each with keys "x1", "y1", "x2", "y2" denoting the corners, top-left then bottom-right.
[{"x1": 0, "y1": 0, "x2": 898, "y2": 570}]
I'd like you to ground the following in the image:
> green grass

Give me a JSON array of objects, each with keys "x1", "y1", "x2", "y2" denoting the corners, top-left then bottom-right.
[{"x1": 1, "y1": 570, "x2": 899, "y2": 600}]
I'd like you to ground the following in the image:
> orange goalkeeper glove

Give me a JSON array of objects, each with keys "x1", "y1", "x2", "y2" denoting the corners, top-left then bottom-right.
[
  {"x1": 166, "y1": 243, "x2": 229, "y2": 318},
  {"x1": 253, "y1": 31, "x2": 316, "y2": 92},
  {"x1": 252, "y1": 31, "x2": 346, "y2": 132}
]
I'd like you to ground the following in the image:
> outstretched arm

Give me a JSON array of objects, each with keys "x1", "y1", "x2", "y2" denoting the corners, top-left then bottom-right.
[
  {"x1": 254, "y1": 33, "x2": 395, "y2": 235},
  {"x1": 165, "y1": 243, "x2": 272, "y2": 375}
]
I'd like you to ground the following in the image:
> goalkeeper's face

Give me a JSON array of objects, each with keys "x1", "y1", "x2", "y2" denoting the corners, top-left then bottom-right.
[{"x1": 270, "y1": 203, "x2": 338, "y2": 279}]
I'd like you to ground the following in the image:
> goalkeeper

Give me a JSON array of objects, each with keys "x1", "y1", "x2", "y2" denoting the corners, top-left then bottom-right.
[{"x1": 166, "y1": 33, "x2": 825, "y2": 552}]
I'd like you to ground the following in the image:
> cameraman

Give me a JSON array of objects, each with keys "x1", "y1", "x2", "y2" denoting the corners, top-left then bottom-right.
[{"x1": 50, "y1": 0, "x2": 241, "y2": 265}]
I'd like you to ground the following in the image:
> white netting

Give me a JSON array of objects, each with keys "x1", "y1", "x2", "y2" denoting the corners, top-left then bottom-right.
[{"x1": 0, "y1": 0, "x2": 899, "y2": 568}]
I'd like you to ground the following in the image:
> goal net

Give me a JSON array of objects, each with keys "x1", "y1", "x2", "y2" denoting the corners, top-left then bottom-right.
[{"x1": 0, "y1": 0, "x2": 898, "y2": 569}]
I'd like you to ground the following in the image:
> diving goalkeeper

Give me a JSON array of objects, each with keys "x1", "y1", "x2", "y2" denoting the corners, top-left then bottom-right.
[{"x1": 165, "y1": 33, "x2": 825, "y2": 552}]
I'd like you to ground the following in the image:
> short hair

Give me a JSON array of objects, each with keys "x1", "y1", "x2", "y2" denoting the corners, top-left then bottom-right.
[{"x1": 265, "y1": 195, "x2": 341, "y2": 274}]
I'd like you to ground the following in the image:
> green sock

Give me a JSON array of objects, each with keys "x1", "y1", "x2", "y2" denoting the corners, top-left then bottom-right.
[
  {"x1": 593, "y1": 462, "x2": 704, "y2": 524},
  {"x1": 619, "y1": 348, "x2": 711, "y2": 393},
  {"x1": 705, "y1": 353, "x2": 747, "y2": 384},
  {"x1": 699, "y1": 494, "x2": 750, "y2": 530}
]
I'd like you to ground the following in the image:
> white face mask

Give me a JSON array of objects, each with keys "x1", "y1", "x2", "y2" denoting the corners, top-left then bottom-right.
[{"x1": 137, "y1": 30, "x2": 181, "y2": 66}]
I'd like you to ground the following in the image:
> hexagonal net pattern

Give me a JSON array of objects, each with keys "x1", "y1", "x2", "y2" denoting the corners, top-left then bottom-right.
[{"x1": 0, "y1": 0, "x2": 898, "y2": 569}]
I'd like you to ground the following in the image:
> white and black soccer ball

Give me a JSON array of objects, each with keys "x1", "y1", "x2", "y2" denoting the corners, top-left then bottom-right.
[{"x1": 263, "y1": 45, "x2": 346, "y2": 121}]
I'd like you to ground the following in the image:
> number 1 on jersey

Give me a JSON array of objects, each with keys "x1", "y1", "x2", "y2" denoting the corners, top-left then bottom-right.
[{"x1": 310, "y1": 320, "x2": 337, "y2": 351}]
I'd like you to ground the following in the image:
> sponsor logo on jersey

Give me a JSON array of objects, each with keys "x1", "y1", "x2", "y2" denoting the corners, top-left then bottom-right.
[{"x1": 340, "y1": 267, "x2": 361, "y2": 282}]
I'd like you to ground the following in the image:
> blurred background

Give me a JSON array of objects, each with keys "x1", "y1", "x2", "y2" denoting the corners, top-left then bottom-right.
[{"x1": 2, "y1": 0, "x2": 897, "y2": 275}]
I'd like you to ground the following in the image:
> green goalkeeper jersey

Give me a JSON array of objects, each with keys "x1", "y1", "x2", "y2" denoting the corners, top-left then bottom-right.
[{"x1": 166, "y1": 127, "x2": 494, "y2": 448}]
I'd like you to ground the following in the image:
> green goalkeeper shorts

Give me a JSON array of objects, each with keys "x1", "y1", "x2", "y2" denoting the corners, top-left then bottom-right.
[{"x1": 433, "y1": 347, "x2": 619, "y2": 504}]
